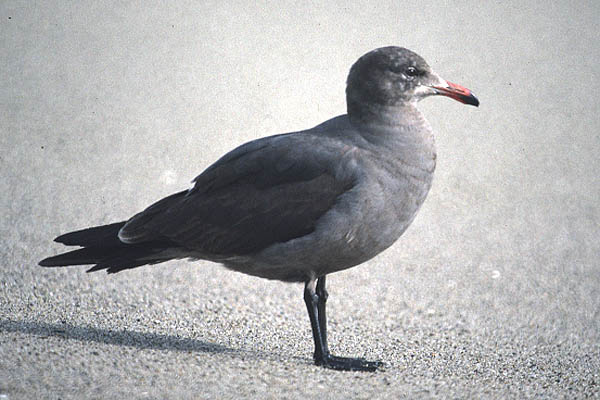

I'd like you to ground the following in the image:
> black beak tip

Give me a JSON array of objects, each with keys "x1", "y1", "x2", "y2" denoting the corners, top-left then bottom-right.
[{"x1": 466, "y1": 93, "x2": 480, "y2": 107}]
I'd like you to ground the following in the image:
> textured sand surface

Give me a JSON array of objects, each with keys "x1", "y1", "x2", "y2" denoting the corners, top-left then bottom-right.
[{"x1": 2, "y1": 1, "x2": 599, "y2": 398}]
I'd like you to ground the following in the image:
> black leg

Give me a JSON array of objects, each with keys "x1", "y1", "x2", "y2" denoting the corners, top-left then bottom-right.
[
  {"x1": 303, "y1": 276, "x2": 383, "y2": 372},
  {"x1": 304, "y1": 278, "x2": 327, "y2": 361},
  {"x1": 315, "y1": 276, "x2": 329, "y2": 356}
]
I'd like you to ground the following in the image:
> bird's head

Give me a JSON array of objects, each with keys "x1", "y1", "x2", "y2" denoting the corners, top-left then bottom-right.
[{"x1": 346, "y1": 46, "x2": 479, "y2": 118}]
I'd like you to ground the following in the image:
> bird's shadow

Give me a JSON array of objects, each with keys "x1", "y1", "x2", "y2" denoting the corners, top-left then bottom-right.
[{"x1": 0, "y1": 318, "x2": 233, "y2": 354}]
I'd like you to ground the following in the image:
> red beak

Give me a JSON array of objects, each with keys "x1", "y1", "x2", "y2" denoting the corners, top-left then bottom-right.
[{"x1": 432, "y1": 81, "x2": 479, "y2": 107}]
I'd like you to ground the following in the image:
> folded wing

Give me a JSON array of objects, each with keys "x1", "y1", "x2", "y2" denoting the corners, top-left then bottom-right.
[{"x1": 119, "y1": 133, "x2": 354, "y2": 257}]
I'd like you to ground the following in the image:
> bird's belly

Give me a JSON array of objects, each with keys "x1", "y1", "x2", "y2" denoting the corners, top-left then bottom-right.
[
  {"x1": 221, "y1": 169, "x2": 433, "y2": 282},
  {"x1": 331, "y1": 172, "x2": 433, "y2": 264}
]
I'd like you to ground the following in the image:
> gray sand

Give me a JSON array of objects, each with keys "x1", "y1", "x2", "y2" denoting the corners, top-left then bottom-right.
[{"x1": 2, "y1": 1, "x2": 599, "y2": 398}]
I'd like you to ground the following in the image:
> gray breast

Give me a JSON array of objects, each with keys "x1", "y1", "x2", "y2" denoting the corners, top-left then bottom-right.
[{"x1": 219, "y1": 115, "x2": 436, "y2": 282}]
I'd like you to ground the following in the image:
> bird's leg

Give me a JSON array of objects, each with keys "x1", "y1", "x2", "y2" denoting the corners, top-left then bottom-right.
[
  {"x1": 315, "y1": 276, "x2": 329, "y2": 356},
  {"x1": 304, "y1": 276, "x2": 383, "y2": 372},
  {"x1": 304, "y1": 278, "x2": 328, "y2": 362}
]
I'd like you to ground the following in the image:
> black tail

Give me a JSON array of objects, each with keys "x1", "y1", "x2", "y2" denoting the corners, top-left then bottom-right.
[{"x1": 39, "y1": 221, "x2": 178, "y2": 273}]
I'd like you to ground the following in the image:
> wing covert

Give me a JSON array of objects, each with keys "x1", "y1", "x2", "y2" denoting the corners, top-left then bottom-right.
[{"x1": 119, "y1": 133, "x2": 356, "y2": 256}]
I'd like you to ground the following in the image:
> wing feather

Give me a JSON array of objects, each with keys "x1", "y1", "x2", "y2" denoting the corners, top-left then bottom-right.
[{"x1": 119, "y1": 133, "x2": 355, "y2": 256}]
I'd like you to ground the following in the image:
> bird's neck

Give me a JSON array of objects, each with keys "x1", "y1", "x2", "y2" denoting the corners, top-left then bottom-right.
[
  {"x1": 347, "y1": 97, "x2": 420, "y2": 127},
  {"x1": 346, "y1": 97, "x2": 436, "y2": 171},
  {"x1": 347, "y1": 98, "x2": 433, "y2": 143}
]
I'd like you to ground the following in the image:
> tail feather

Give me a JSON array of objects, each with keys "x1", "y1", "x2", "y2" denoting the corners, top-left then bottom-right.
[
  {"x1": 54, "y1": 221, "x2": 127, "y2": 246},
  {"x1": 39, "y1": 221, "x2": 180, "y2": 273}
]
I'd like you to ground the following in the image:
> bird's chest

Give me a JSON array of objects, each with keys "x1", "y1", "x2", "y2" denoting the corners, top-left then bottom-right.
[{"x1": 340, "y1": 149, "x2": 435, "y2": 257}]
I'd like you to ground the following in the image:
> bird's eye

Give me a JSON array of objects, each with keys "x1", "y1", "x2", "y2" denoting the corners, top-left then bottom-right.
[{"x1": 405, "y1": 66, "x2": 418, "y2": 77}]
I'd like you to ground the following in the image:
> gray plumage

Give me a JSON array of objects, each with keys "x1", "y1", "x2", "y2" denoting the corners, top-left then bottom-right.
[
  {"x1": 42, "y1": 46, "x2": 478, "y2": 279},
  {"x1": 40, "y1": 46, "x2": 478, "y2": 371}
]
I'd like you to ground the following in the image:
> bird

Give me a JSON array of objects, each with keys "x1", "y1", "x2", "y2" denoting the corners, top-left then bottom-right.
[{"x1": 39, "y1": 46, "x2": 479, "y2": 371}]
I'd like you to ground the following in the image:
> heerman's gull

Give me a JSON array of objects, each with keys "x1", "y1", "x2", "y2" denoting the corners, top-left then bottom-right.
[{"x1": 40, "y1": 46, "x2": 479, "y2": 371}]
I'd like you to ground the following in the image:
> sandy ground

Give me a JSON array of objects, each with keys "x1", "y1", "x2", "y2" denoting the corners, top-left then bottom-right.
[{"x1": 2, "y1": 1, "x2": 599, "y2": 398}]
